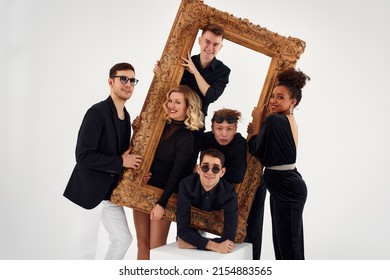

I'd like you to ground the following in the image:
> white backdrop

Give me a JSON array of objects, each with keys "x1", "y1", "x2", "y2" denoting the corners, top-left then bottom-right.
[{"x1": 1, "y1": 0, "x2": 389, "y2": 260}]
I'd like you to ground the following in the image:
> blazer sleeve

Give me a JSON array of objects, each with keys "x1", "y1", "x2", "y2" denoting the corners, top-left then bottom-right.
[{"x1": 75, "y1": 106, "x2": 123, "y2": 174}]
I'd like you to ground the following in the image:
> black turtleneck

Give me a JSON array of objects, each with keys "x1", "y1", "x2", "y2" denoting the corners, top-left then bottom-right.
[{"x1": 148, "y1": 120, "x2": 195, "y2": 208}]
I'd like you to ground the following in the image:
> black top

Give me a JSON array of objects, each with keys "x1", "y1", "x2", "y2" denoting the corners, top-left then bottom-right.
[
  {"x1": 200, "y1": 132, "x2": 247, "y2": 184},
  {"x1": 248, "y1": 114, "x2": 296, "y2": 166},
  {"x1": 176, "y1": 174, "x2": 238, "y2": 250},
  {"x1": 148, "y1": 120, "x2": 194, "y2": 208},
  {"x1": 180, "y1": 54, "x2": 230, "y2": 117}
]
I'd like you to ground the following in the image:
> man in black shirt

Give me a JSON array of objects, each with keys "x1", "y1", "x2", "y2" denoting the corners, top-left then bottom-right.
[
  {"x1": 155, "y1": 24, "x2": 231, "y2": 119},
  {"x1": 201, "y1": 108, "x2": 265, "y2": 259},
  {"x1": 200, "y1": 109, "x2": 247, "y2": 184},
  {"x1": 176, "y1": 149, "x2": 238, "y2": 253},
  {"x1": 180, "y1": 24, "x2": 230, "y2": 118}
]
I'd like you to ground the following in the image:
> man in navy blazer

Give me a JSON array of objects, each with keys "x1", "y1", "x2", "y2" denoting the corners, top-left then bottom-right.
[{"x1": 64, "y1": 62, "x2": 142, "y2": 259}]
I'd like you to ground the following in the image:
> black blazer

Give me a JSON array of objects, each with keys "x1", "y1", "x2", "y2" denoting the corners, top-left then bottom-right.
[{"x1": 64, "y1": 96, "x2": 131, "y2": 209}]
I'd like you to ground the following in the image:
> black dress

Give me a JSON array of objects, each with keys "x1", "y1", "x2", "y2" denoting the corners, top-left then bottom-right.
[
  {"x1": 248, "y1": 114, "x2": 307, "y2": 260},
  {"x1": 148, "y1": 120, "x2": 194, "y2": 208}
]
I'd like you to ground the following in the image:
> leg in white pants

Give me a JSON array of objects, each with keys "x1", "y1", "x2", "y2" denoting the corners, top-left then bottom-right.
[
  {"x1": 76, "y1": 200, "x2": 132, "y2": 259},
  {"x1": 101, "y1": 200, "x2": 132, "y2": 259}
]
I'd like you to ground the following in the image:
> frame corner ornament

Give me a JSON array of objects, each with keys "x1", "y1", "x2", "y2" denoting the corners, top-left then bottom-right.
[{"x1": 111, "y1": 0, "x2": 305, "y2": 242}]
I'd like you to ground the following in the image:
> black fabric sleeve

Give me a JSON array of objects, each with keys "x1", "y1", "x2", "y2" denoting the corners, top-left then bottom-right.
[
  {"x1": 157, "y1": 132, "x2": 194, "y2": 208},
  {"x1": 176, "y1": 177, "x2": 210, "y2": 250},
  {"x1": 223, "y1": 137, "x2": 248, "y2": 184},
  {"x1": 76, "y1": 107, "x2": 123, "y2": 174},
  {"x1": 203, "y1": 65, "x2": 230, "y2": 105},
  {"x1": 248, "y1": 117, "x2": 269, "y2": 162},
  {"x1": 211, "y1": 183, "x2": 238, "y2": 243}
]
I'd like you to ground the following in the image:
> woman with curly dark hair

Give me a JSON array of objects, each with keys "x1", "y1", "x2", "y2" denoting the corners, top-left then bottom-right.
[{"x1": 248, "y1": 68, "x2": 310, "y2": 260}]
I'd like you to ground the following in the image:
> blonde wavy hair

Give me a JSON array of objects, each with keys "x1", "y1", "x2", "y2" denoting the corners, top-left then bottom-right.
[{"x1": 162, "y1": 85, "x2": 204, "y2": 131}]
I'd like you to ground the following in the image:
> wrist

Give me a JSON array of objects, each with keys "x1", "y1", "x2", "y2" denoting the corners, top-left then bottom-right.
[{"x1": 205, "y1": 240, "x2": 217, "y2": 252}]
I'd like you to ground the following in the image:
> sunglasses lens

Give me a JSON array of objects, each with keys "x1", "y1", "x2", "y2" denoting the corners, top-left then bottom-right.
[
  {"x1": 201, "y1": 165, "x2": 209, "y2": 173},
  {"x1": 211, "y1": 166, "x2": 220, "y2": 174},
  {"x1": 119, "y1": 76, "x2": 128, "y2": 84},
  {"x1": 226, "y1": 116, "x2": 236, "y2": 124},
  {"x1": 130, "y1": 78, "x2": 138, "y2": 86},
  {"x1": 215, "y1": 117, "x2": 223, "y2": 123}
]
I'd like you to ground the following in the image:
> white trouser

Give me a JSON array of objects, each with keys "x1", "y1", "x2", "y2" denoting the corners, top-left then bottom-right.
[{"x1": 75, "y1": 200, "x2": 132, "y2": 260}]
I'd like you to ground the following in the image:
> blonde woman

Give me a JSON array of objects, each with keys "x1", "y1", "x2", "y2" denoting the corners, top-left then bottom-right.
[{"x1": 133, "y1": 85, "x2": 203, "y2": 259}]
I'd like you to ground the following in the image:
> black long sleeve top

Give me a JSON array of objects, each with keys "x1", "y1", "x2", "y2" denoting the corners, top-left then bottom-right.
[
  {"x1": 176, "y1": 174, "x2": 238, "y2": 250},
  {"x1": 200, "y1": 132, "x2": 247, "y2": 184},
  {"x1": 180, "y1": 54, "x2": 230, "y2": 117},
  {"x1": 148, "y1": 120, "x2": 194, "y2": 208},
  {"x1": 248, "y1": 114, "x2": 296, "y2": 167}
]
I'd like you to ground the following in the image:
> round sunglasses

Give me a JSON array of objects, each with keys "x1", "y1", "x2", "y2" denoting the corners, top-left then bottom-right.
[
  {"x1": 211, "y1": 116, "x2": 237, "y2": 124},
  {"x1": 200, "y1": 164, "x2": 221, "y2": 174}
]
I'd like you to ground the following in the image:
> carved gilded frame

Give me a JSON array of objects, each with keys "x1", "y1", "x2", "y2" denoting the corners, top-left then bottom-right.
[{"x1": 111, "y1": 0, "x2": 305, "y2": 242}]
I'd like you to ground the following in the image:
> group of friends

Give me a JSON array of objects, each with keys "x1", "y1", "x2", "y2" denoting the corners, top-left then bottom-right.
[{"x1": 64, "y1": 24, "x2": 310, "y2": 260}]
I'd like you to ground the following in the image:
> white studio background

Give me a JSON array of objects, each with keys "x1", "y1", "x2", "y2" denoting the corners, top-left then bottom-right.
[{"x1": 1, "y1": 0, "x2": 389, "y2": 260}]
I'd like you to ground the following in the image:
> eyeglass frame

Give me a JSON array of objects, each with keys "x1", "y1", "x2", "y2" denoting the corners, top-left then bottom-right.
[
  {"x1": 200, "y1": 164, "x2": 222, "y2": 174},
  {"x1": 111, "y1": 75, "x2": 139, "y2": 86},
  {"x1": 211, "y1": 116, "x2": 237, "y2": 124}
]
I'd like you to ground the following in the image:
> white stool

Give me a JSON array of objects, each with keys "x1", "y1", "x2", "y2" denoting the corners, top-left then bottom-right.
[{"x1": 150, "y1": 241, "x2": 252, "y2": 260}]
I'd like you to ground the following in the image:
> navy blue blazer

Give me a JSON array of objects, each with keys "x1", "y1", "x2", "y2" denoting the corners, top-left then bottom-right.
[{"x1": 64, "y1": 96, "x2": 131, "y2": 209}]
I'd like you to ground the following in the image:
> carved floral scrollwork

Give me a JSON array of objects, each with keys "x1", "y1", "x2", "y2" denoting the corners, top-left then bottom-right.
[{"x1": 111, "y1": 0, "x2": 305, "y2": 243}]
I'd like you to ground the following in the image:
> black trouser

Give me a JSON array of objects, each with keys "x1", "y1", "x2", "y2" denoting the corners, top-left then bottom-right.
[
  {"x1": 264, "y1": 169, "x2": 307, "y2": 260},
  {"x1": 244, "y1": 181, "x2": 267, "y2": 260}
]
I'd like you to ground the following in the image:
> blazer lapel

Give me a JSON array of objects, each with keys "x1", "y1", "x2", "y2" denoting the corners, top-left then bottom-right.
[{"x1": 107, "y1": 97, "x2": 121, "y2": 152}]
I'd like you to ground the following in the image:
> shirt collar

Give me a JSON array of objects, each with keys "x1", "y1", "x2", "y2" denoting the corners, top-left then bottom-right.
[
  {"x1": 201, "y1": 184, "x2": 218, "y2": 196},
  {"x1": 194, "y1": 54, "x2": 217, "y2": 71}
]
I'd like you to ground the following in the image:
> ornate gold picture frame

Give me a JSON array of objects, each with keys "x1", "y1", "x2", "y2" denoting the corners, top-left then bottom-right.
[{"x1": 111, "y1": 0, "x2": 305, "y2": 242}]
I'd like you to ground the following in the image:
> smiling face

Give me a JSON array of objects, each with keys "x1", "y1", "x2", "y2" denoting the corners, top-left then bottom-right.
[
  {"x1": 197, "y1": 154, "x2": 225, "y2": 191},
  {"x1": 166, "y1": 91, "x2": 187, "y2": 121},
  {"x1": 269, "y1": 85, "x2": 297, "y2": 115},
  {"x1": 109, "y1": 69, "x2": 136, "y2": 102},
  {"x1": 198, "y1": 30, "x2": 223, "y2": 66}
]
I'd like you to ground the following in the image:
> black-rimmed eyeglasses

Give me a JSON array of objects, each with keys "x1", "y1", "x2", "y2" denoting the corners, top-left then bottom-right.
[
  {"x1": 200, "y1": 164, "x2": 221, "y2": 174},
  {"x1": 112, "y1": 76, "x2": 139, "y2": 86},
  {"x1": 211, "y1": 116, "x2": 237, "y2": 124}
]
